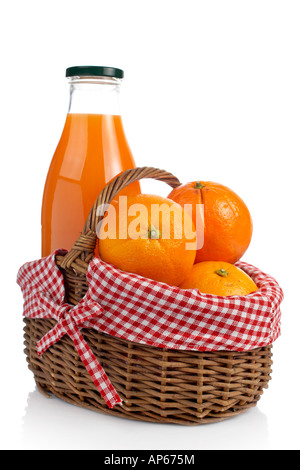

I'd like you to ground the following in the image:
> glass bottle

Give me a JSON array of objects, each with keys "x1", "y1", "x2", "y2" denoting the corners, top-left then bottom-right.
[{"x1": 41, "y1": 66, "x2": 140, "y2": 257}]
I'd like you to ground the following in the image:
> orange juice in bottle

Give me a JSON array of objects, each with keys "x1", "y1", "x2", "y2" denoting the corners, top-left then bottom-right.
[{"x1": 42, "y1": 66, "x2": 140, "y2": 257}]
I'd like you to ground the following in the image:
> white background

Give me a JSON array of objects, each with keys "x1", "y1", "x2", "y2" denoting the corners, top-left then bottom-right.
[{"x1": 1, "y1": 0, "x2": 299, "y2": 450}]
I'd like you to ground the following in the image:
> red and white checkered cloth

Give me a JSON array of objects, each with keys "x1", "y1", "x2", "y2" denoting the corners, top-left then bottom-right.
[{"x1": 17, "y1": 251, "x2": 283, "y2": 409}]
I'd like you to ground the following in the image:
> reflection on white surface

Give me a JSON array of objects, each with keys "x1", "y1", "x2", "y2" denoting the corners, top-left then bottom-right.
[{"x1": 21, "y1": 387, "x2": 270, "y2": 450}]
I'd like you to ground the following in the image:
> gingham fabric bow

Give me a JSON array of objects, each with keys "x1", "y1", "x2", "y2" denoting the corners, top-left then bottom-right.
[
  {"x1": 17, "y1": 251, "x2": 283, "y2": 409},
  {"x1": 17, "y1": 251, "x2": 122, "y2": 409}
]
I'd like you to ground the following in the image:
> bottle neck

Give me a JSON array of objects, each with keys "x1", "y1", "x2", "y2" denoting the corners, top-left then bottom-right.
[{"x1": 67, "y1": 76, "x2": 122, "y2": 115}]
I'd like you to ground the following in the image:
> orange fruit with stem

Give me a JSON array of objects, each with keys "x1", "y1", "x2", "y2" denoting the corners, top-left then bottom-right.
[
  {"x1": 179, "y1": 261, "x2": 258, "y2": 296},
  {"x1": 98, "y1": 194, "x2": 197, "y2": 286},
  {"x1": 168, "y1": 181, "x2": 253, "y2": 264}
]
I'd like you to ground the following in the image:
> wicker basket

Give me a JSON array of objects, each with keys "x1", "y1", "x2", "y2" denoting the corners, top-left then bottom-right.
[{"x1": 24, "y1": 167, "x2": 273, "y2": 425}]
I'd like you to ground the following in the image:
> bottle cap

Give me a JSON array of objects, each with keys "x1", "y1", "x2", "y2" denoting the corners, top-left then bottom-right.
[{"x1": 66, "y1": 66, "x2": 124, "y2": 79}]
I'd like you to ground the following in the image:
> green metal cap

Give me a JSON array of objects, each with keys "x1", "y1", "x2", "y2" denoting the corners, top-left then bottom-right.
[{"x1": 66, "y1": 66, "x2": 124, "y2": 79}]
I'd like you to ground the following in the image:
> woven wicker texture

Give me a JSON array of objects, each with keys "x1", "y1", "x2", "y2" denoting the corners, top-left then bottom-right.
[{"x1": 24, "y1": 167, "x2": 273, "y2": 425}]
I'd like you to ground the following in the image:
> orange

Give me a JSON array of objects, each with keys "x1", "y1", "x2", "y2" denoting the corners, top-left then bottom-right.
[
  {"x1": 168, "y1": 181, "x2": 253, "y2": 264},
  {"x1": 179, "y1": 261, "x2": 258, "y2": 296},
  {"x1": 98, "y1": 194, "x2": 197, "y2": 286}
]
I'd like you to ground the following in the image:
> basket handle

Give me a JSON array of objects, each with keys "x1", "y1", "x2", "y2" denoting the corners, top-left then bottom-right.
[{"x1": 59, "y1": 166, "x2": 181, "y2": 270}]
